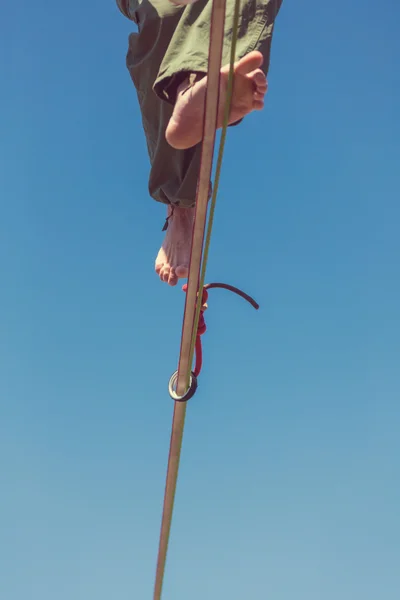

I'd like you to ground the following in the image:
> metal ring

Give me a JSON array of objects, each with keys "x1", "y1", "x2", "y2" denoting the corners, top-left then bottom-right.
[{"x1": 168, "y1": 370, "x2": 198, "y2": 402}]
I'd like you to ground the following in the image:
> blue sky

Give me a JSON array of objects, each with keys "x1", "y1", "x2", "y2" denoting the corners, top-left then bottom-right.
[{"x1": 1, "y1": 1, "x2": 399, "y2": 599}]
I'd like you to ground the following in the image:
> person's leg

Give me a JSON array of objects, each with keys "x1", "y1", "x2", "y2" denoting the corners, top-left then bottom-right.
[
  {"x1": 123, "y1": 0, "x2": 283, "y2": 284},
  {"x1": 125, "y1": 1, "x2": 205, "y2": 284},
  {"x1": 154, "y1": 0, "x2": 283, "y2": 149},
  {"x1": 126, "y1": 0, "x2": 282, "y2": 202},
  {"x1": 125, "y1": 1, "x2": 204, "y2": 210}
]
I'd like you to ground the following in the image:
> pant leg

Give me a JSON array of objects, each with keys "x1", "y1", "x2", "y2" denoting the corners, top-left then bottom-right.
[
  {"x1": 126, "y1": 1, "x2": 204, "y2": 207},
  {"x1": 124, "y1": 0, "x2": 283, "y2": 208},
  {"x1": 154, "y1": 0, "x2": 283, "y2": 104}
]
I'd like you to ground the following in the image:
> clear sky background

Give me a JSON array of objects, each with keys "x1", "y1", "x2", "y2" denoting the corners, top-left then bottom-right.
[{"x1": 1, "y1": 1, "x2": 399, "y2": 599}]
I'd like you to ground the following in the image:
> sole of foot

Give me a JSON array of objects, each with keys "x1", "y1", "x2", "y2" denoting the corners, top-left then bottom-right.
[
  {"x1": 155, "y1": 205, "x2": 194, "y2": 286},
  {"x1": 165, "y1": 51, "x2": 267, "y2": 150}
]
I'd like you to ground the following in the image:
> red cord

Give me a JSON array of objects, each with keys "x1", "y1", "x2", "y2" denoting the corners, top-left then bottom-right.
[
  {"x1": 182, "y1": 282, "x2": 258, "y2": 378},
  {"x1": 182, "y1": 285, "x2": 208, "y2": 376}
]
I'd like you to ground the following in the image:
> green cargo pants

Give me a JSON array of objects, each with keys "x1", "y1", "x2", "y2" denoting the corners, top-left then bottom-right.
[{"x1": 117, "y1": 0, "x2": 283, "y2": 207}]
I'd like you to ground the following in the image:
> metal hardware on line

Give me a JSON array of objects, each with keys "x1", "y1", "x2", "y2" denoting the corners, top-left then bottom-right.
[{"x1": 168, "y1": 370, "x2": 198, "y2": 402}]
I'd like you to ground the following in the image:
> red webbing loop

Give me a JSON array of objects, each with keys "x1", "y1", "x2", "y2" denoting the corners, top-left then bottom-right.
[
  {"x1": 182, "y1": 282, "x2": 259, "y2": 378},
  {"x1": 182, "y1": 285, "x2": 208, "y2": 376}
]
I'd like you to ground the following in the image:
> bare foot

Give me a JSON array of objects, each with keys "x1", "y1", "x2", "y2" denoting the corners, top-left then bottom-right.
[
  {"x1": 166, "y1": 51, "x2": 267, "y2": 150},
  {"x1": 155, "y1": 205, "x2": 194, "y2": 286}
]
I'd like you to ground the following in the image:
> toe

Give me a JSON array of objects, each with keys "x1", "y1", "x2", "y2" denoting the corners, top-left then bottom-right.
[
  {"x1": 235, "y1": 51, "x2": 263, "y2": 76},
  {"x1": 176, "y1": 265, "x2": 189, "y2": 279},
  {"x1": 162, "y1": 266, "x2": 171, "y2": 283},
  {"x1": 168, "y1": 269, "x2": 179, "y2": 286},
  {"x1": 253, "y1": 69, "x2": 266, "y2": 86},
  {"x1": 253, "y1": 91, "x2": 265, "y2": 102}
]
